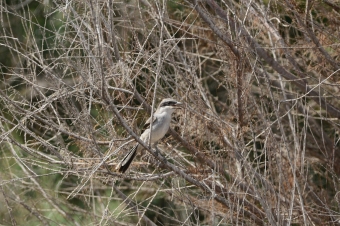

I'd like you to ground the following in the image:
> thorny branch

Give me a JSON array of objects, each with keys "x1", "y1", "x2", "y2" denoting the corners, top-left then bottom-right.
[{"x1": 1, "y1": 0, "x2": 340, "y2": 225}]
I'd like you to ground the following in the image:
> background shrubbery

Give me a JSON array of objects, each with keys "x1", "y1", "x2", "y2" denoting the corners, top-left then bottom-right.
[{"x1": 1, "y1": 0, "x2": 340, "y2": 225}]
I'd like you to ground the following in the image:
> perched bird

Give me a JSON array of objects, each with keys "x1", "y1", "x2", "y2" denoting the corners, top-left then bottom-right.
[{"x1": 116, "y1": 98, "x2": 183, "y2": 173}]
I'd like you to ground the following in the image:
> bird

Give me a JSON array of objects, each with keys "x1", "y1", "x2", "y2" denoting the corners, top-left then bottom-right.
[{"x1": 116, "y1": 98, "x2": 183, "y2": 173}]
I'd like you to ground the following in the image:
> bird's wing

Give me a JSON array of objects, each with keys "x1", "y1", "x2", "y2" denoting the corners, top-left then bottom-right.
[{"x1": 142, "y1": 115, "x2": 158, "y2": 131}]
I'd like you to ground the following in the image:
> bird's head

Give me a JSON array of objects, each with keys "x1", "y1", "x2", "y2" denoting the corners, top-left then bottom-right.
[{"x1": 157, "y1": 98, "x2": 183, "y2": 114}]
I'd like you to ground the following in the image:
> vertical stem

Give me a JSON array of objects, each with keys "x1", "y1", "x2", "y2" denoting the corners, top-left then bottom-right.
[{"x1": 237, "y1": 58, "x2": 244, "y2": 129}]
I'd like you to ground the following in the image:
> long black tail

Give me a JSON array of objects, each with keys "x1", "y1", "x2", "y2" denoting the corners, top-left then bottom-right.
[{"x1": 117, "y1": 144, "x2": 138, "y2": 173}]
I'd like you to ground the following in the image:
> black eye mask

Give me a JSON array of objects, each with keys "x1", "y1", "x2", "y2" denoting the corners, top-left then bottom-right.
[{"x1": 161, "y1": 101, "x2": 177, "y2": 107}]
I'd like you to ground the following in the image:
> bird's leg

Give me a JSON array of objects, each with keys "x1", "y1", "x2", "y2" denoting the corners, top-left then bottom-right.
[
  {"x1": 154, "y1": 146, "x2": 168, "y2": 165},
  {"x1": 152, "y1": 142, "x2": 161, "y2": 156}
]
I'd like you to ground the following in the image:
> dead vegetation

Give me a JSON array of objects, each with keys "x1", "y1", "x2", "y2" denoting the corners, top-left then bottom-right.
[{"x1": 1, "y1": 0, "x2": 340, "y2": 225}]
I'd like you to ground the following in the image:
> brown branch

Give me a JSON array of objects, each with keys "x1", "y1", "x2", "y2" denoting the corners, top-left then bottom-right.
[
  {"x1": 236, "y1": 58, "x2": 244, "y2": 129},
  {"x1": 112, "y1": 185, "x2": 158, "y2": 226},
  {"x1": 200, "y1": 0, "x2": 340, "y2": 119},
  {"x1": 0, "y1": 178, "x2": 17, "y2": 226},
  {"x1": 323, "y1": 0, "x2": 340, "y2": 13},
  {"x1": 192, "y1": 0, "x2": 240, "y2": 59},
  {"x1": 285, "y1": 0, "x2": 340, "y2": 71}
]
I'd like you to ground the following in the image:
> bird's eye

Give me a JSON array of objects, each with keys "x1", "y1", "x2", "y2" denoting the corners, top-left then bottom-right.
[{"x1": 167, "y1": 101, "x2": 176, "y2": 106}]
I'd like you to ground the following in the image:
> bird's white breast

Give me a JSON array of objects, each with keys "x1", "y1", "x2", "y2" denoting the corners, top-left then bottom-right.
[{"x1": 140, "y1": 111, "x2": 172, "y2": 144}]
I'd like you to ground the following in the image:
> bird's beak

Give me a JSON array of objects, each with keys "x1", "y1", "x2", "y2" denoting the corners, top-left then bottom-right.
[{"x1": 174, "y1": 102, "x2": 183, "y2": 109}]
